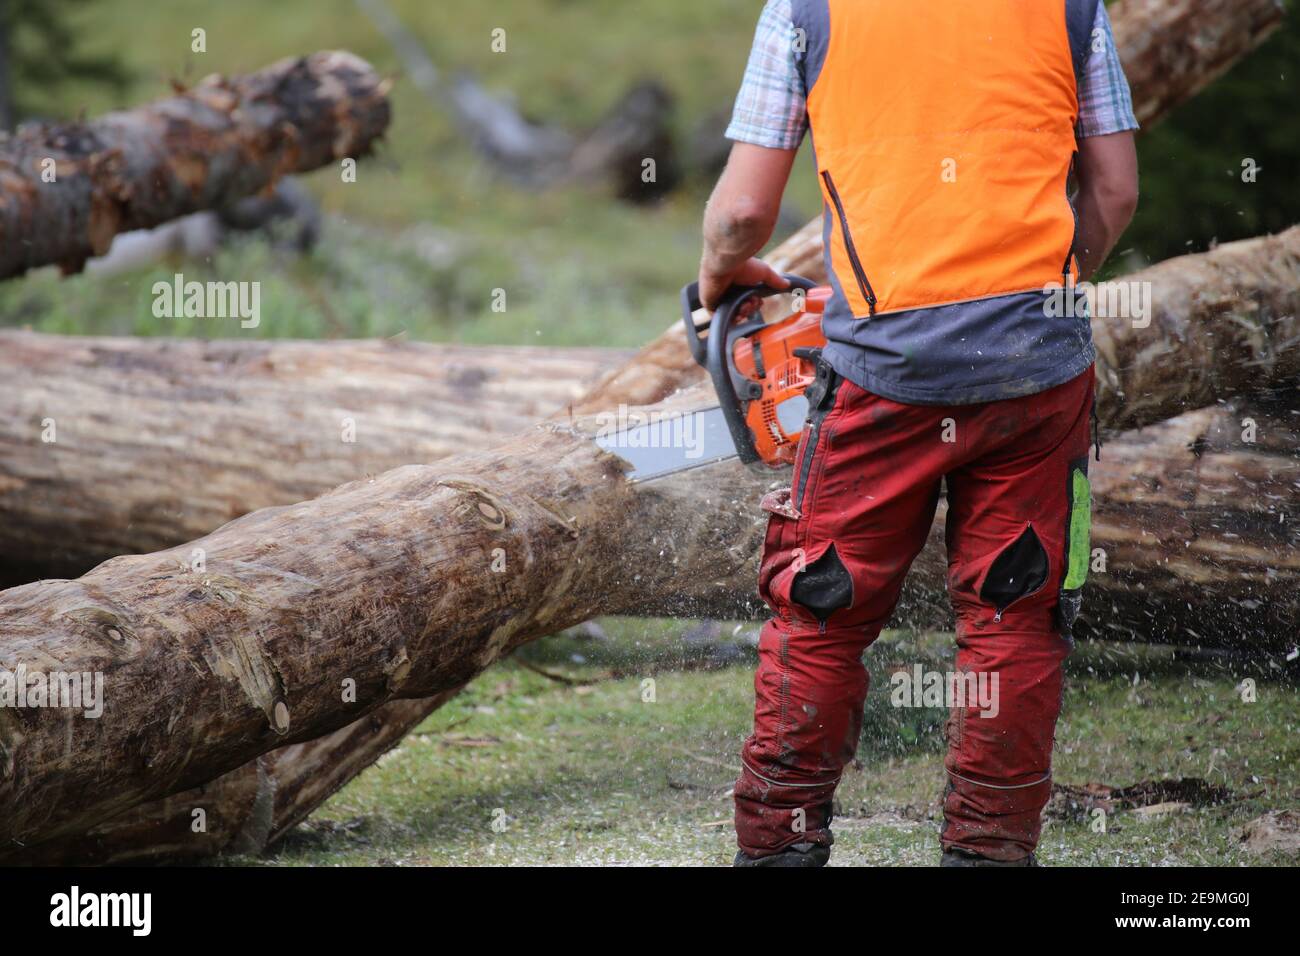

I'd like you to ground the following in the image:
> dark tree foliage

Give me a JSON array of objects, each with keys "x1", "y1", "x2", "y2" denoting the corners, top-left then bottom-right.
[
  {"x1": 1124, "y1": 13, "x2": 1299, "y2": 267},
  {"x1": 0, "y1": 0, "x2": 129, "y2": 129}
]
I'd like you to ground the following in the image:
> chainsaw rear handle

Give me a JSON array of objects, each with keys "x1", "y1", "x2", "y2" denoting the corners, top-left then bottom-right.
[
  {"x1": 680, "y1": 275, "x2": 818, "y2": 367},
  {"x1": 681, "y1": 274, "x2": 818, "y2": 464}
]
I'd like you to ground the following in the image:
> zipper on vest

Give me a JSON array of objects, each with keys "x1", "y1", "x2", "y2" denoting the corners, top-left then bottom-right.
[
  {"x1": 1063, "y1": 152, "x2": 1079, "y2": 282},
  {"x1": 1063, "y1": 202, "x2": 1079, "y2": 282},
  {"x1": 821, "y1": 170, "x2": 877, "y2": 316}
]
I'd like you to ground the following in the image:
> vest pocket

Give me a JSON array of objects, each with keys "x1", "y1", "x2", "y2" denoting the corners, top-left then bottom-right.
[{"x1": 821, "y1": 170, "x2": 877, "y2": 316}]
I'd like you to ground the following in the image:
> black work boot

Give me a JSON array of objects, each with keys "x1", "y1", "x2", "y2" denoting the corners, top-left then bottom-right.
[
  {"x1": 940, "y1": 847, "x2": 1037, "y2": 867},
  {"x1": 734, "y1": 842, "x2": 831, "y2": 867}
]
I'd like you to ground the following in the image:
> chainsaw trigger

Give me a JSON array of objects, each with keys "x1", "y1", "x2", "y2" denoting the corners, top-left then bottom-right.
[{"x1": 760, "y1": 487, "x2": 802, "y2": 520}]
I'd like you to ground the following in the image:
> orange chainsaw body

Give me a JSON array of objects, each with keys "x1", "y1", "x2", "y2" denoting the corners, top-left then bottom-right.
[
  {"x1": 731, "y1": 287, "x2": 831, "y2": 466},
  {"x1": 681, "y1": 276, "x2": 831, "y2": 469}
]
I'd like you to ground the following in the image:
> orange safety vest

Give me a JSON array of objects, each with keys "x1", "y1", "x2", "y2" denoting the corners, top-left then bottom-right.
[{"x1": 795, "y1": 0, "x2": 1101, "y2": 405}]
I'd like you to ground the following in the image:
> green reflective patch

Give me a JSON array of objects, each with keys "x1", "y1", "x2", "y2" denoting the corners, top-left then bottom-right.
[{"x1": 1063, "y1": 468, "x2": 1091, "y2": 590}]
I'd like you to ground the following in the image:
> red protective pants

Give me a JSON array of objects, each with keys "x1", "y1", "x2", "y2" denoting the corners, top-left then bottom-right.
[{"x1": 735, "y1": 363, "x2": 1095, "y2": 862}]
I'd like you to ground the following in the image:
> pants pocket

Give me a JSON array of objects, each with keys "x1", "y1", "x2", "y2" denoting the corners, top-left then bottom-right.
[
  {"x1": 758, "y1": 488, "x2": 855, "y2": 627},
  {"x1": 976, "y1": 523, "x2": 1050, "y2": 623},
  {"x1": 788, "y1": 543, "x2": 853, "y2": 623}
]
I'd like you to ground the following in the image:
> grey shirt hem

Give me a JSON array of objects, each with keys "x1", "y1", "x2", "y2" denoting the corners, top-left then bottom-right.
[{"x1": 821, "y1": 342, "x2": 1097, "y2": 407}]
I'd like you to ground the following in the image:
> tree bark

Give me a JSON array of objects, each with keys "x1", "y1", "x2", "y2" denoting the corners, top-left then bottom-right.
[
  {"x1": 16, "y1": 688, "x2": 461, "y2": 865},
  {"x1": 0, "y1": 334, "x2": 626, "y2": 583},
  {"x1": 1109, "y1": 0, "x2": 1287, "y2": 127},
  {"x1": 0, "y1": 50, "x2": 389, "y2": 280},
  {"x1": 1091, "y1": 228, "x2": 1300, "y2": 431}
]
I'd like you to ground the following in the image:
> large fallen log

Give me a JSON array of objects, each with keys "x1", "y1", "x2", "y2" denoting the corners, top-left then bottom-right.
[
  {"x1": 1, "y1": 375, "x2": 1296, "y2": 857},
  {"x1": 0, "y1": 335, "x2": 627, "y2": 583},
  {"x1": 0, "y1": 51, "x2": 389, "y2": 280},
  {"x1": 19, "y1": 689, "x2": 461, "y2": 865},
  {"x1": 1092, "y1": 229, "x2": 1300, "y2": 431}
]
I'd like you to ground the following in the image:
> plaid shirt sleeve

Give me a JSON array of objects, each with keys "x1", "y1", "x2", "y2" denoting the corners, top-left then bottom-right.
[
  {"x1": 724, "y1": 0, "x2": 809, "y2": 150},
  {"x1": 1077, "y1": 3, "x2": 1140, "y2": 137}
]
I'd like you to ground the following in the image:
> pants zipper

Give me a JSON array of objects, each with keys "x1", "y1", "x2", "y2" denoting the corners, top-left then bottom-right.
[
  {"x1": 794, "y1": 398, "x2": 832, "y2": 513},
  {"x1": 821, "y1": 170, "x2": 877, "y2": 316}
]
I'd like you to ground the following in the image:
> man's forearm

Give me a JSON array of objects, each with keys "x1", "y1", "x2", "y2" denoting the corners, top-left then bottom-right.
[
  {"x1": 1072, "y1": 131, "x2": 1139, "y2": 281},
  {"x1": 701, "y1": 203, "x2": 774, "y2": 278},
  {"x1": 1074, "y1": 184, "x2": 1135, "y2": 281},
  {"x1": 696, "y1": 143, "x2": 799, "y2": 307}
]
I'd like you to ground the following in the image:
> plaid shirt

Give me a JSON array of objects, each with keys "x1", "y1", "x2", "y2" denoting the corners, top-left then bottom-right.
[{"x1": 726, "y1": 0, "x2": 1139, "y2": 150}]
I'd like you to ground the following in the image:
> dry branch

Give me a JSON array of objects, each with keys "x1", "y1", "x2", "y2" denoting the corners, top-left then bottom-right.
[{"x1": 0, "y1": 51, "x2": 389, "y2": 280}]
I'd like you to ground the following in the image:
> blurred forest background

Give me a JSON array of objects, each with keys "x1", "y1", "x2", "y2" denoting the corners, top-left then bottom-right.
[
  {"x1": 1, "y1": 0, "x2": 1296, "y2": 346},
  {"x1": 1, "y1": 1, "x2": 1296, "y2": 865}
]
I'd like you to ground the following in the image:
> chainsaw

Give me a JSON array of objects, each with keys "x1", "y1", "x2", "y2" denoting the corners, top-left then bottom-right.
[{"x1": 594, "y1": 274, "x2": 831, "y2": 481}]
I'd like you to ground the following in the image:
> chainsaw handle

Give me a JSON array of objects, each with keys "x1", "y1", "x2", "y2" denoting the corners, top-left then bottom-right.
[
  {"x1": 680, "y1": 274, "x2": 818, "y2": 368},
  {"x1": 681, "y1": 274, "x2": 817, "y2": 465}
]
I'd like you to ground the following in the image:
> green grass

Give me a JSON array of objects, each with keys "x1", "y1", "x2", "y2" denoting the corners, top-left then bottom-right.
[{"x1": 247, "y1": 623, "x2": 1298, "y2": 867}]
